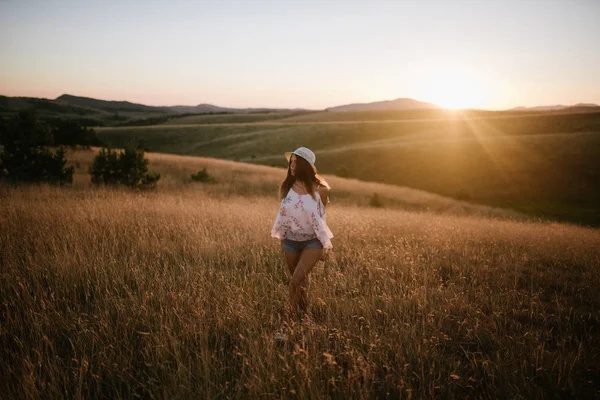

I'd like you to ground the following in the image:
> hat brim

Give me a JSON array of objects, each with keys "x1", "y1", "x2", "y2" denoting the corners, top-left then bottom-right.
[{"x1": 284, "y1": 151, "x2": 317, "y2": 173}]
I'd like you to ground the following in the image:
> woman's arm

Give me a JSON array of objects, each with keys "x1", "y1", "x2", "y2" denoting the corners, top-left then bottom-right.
[{"x1": 318, "y1": 186, "x2": 330, "y2": 208}]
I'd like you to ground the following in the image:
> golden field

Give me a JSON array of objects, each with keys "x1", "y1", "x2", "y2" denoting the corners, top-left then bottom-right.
[{"x1": 1, "y1": 149, "x2": 599, "y2": 398}]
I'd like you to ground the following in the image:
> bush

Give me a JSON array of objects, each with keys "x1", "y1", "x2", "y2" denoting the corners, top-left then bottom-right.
[
  {"x1": 191, "y1": 168, "x2": 216, "y2": 183},
  {"x1": 369, "y1": 192, "x2": 383, "y2": 207},
  {"x1": 335, "y1": 166, "x2": 349, "y2": 178},
  {"x1": 0, "y1": 146, "x2": 74, "y2": 184},
  {"x1": 0, "y1": 110, "x2": 74, "y2": 184},
  {"x1": 89, "y1": 145, "x2": 160, "y2": 189}
]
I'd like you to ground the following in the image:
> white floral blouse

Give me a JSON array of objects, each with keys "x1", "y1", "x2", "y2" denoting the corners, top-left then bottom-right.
[{"x1": 271, "y1": 186, "x2": 333, "y2": 249}]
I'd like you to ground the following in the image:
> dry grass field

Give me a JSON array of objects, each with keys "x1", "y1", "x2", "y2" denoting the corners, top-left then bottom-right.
[{"x1": 1, "y1": 149, "x2": 599, "y2": 398}]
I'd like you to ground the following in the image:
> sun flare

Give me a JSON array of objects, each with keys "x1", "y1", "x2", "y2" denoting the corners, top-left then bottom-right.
[{"x1": 423, "y1": 64, "x2": 488, "y2": 109}]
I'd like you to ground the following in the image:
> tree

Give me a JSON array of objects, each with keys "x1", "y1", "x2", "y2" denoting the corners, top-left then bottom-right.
[
  {"x1": 89, "y1": 144, "x2": 160, "y2": 189},
  {"x1": 0, "y1": 109, "x2": 52, "y2": 149},
  {"x1": 48, "y1": 119, "x2": 103, "y2": 147},
  {"x1": 0, "y1": 110, "x2": 73, "y2": 184}
]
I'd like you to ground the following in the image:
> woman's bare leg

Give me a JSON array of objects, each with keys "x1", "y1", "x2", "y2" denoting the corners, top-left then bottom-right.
[
  {"x1": 283, "y1": 250, "x2": 301, "y2": 276},
  {"x1": 282, "y1": 250, "x2": 301, "y2": 324},
  {"x1": 299, "y1": 274, "x2": 310, "y2": 314},
  {"x1": 289, "y1": 248, "x2": 322, "y2": 320}
]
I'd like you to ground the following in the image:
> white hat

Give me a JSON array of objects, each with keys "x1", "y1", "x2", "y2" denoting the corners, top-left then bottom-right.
[{"x1": 284, "y1": 147, "x2": 317, "y2": 172}]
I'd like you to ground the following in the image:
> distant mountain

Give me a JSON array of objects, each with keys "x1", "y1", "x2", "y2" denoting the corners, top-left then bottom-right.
[
  {"x1": 168, "y1": 104, "x2": 303, "y2": 114},
  {"x1": 326, "y1": 98, "x2": 441, "y2": 112},
  {"x1": 56, "y1": 94, "x2": 173, "y2": 114},
  {"x1": 510, "y1": 103, "x2": 600, "y2": 112},
  {"x1": 168, "y1": 104, "x2": 233, "y2": 114},
  {"x1": 4, "y1": 93, "x2": 599, "y2": 128},
  {"x1": 0, "y1": 94, "x2": 312, "y2": 127},
  {"x1": 0, "y1": 95, "x2": 105, "y2": 116},
  {"x1": 57, "y1": 94, "x2": 304, "y2": 114}
]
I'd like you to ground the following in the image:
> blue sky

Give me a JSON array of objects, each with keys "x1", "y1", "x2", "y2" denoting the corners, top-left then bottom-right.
[{"x1": 1, "y1": 0, "x2": 599, "y2": 109}]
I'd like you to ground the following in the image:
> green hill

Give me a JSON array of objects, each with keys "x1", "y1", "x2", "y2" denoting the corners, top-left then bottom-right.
[
  {"x1": 56, "y1": 94, "x2": 172, "y2": 113},
  {"x1": 0, "y1": 94, "x2": 170, "y2": 126},
  {"x1": 0, "y1": 95, "x2": 98, "y2": 115},
  {"x1": 96, "y1": 111, "x2": 600, "y2": 226},
  {"x1": 0, "y1": 94, "x2": 309, "y2": 127}
]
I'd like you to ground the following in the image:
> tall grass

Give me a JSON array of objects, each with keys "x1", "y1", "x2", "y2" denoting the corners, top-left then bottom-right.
[
  {"x1": 67, "y1": 148, "x2": 524, "y2": 220},
  {"x1": 1, "y1": 151, "x2": 599, "y2": 398}
]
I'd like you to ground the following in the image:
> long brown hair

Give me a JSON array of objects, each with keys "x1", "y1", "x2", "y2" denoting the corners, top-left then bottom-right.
[{"x1": 279, "y1": 155, "x2": 330, "y2": 201}]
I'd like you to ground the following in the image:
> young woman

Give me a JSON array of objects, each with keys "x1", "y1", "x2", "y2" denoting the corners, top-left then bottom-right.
[{"x1": 271, "y1": 147, "x2": 333, "y2": 322}]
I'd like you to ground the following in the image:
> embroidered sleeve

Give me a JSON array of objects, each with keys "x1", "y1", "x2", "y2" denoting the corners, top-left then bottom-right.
[{"x1": 309, "y1": 211, "x2": 334, "y2": 249}]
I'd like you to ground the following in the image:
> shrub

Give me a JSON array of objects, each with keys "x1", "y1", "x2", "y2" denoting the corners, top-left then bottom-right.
[
  {"x1": 335, "y1": 166, "x2": 349, "y2": 178},
  {"x1": 89, "y1": 145, "x2": 160, "y2": 189},
  {"x1": 369, "y1": 192, "x2": 383, "y2": 207},
  {"x1": 191, "y1": 168, "x2": 216, "y2": 183},
  {"x1": 0, "y1": 110, "x2": 74, "y2": 184},
  {"x1": 0, "y1": 146, "x2": 74, "y2": 184}
]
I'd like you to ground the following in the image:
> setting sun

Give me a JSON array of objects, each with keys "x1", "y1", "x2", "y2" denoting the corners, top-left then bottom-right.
[{"x1": 422, "y1": 64, "x2": 488, "y2": 109}]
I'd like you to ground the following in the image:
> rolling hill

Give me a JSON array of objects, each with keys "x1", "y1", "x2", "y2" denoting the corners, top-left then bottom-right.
[
  {"x1": 3, "y1": 93, "x2": 600, "y2": 225},
  {"x1": 0, "y1": 94, "x2": 311, "y2": 126},
  {"x1": 510, "y1": 103, "x2": 600, "y2": 112},
  {"x1": 57, "y1": 94, "x2": 302, "y2": 115},
  {"x1": 56, "y1": 94, "x2": 173, "y2": 113},
  {"x1": 96, "y1": 110, "x2": 600, "y2": 227},
  {"x1": 326, "y1": 97, "x2": 440, "y2": 112},
  {"x1": 0, "y1": 95, "x2": 100, "y2": 116},
  {"x1": 3, "y1": 93, "x2": 599, "y2": 127}
]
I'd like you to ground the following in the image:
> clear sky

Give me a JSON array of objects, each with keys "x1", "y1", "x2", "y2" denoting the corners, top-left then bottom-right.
[{"x1": 1, "y1": 0, "x2": 599, "y2": 110}]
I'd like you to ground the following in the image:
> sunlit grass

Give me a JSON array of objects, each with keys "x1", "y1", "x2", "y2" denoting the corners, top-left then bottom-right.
[
  {"x1": 1, "y1": 150, "x2": 599, "y2": 398},
  {"x1": 67, "y1": 148, "x2": 525, "y2": 220}
]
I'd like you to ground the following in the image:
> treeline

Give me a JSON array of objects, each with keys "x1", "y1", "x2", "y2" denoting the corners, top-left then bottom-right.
[
  {"x1": 0, "y1": 110, "x2": 103, "y2": 148},
  {"x1": 116, "y1": 111, "x2": 235, "y2": 127},
  {"x1": 0, "y1": 110, "x2": 160, "y2": 188},
  {"x1": 0, "y1": 111, "x2": 75, "y2": 184}
]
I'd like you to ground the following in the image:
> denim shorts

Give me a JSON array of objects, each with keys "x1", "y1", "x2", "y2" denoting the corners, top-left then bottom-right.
[{"x1": 282, "y1": 238, "x2": 323, "y2": 252}]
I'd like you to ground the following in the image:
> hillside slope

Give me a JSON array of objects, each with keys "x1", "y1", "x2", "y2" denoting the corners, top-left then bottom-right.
[
  {"x1": 66, "y1": 148, "x2": 525, "y2": 220},
  {"x1": 326, "y1": 97, "x2": 440, "y2": 112},
  {"x1": 56, "y1": 94, "x2": 173, "y2": 113},
  {"x1": 96, "y1": 112, "x2": 600, "y2": 226}
]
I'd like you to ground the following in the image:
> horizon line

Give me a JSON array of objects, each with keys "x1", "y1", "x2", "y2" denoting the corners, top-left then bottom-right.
[{"x1": 1, "y1": 92, "x2": 599, "y2": 112}]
